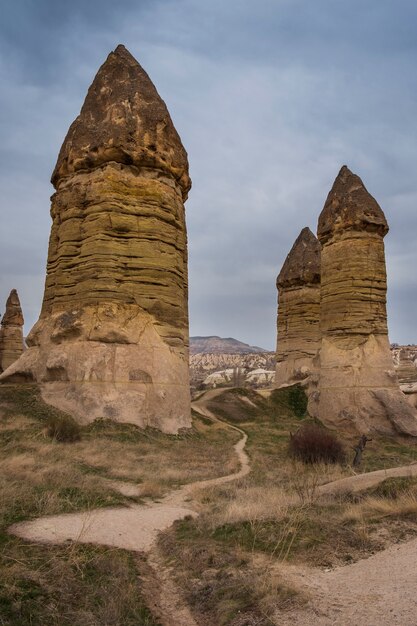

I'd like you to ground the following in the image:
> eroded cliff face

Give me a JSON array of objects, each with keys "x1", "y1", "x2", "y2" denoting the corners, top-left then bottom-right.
[
  {"x1": 275, "y1": 227, "x2": 321, "y2": 387},
  {"x1": 309, "y1": 166, "x2": 417, "y2": 436},
  {"x1": 1, "y1": 45, "x2": 191, "y2": 433},
  {"x1": 0, "y1": 290, "x2": 24, "y2": 372}
]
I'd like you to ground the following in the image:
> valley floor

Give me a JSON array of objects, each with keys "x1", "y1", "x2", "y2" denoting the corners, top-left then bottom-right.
[{"x1": 2, "y1": 384, "x2": 417, "y2": 624}]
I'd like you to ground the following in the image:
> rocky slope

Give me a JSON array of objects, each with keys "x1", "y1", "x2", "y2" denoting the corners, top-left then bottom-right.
[{"x1": 190, "y1": 336, "x2": 266, "y2": 355}]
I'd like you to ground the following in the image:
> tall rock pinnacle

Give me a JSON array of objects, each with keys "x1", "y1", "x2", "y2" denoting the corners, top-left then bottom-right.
[
  {"x1": 0, "y1": 290, "x2": 24, "y2": 372},
  {"x1": 309, "y1": 166, "x2": 417, "y2": 436},
  {"x1": 1, "y1": 46, "x2": 192, "y2": 433},
  {"x1": 275, "y1": 227, "x2": 321, "y2": 387}
]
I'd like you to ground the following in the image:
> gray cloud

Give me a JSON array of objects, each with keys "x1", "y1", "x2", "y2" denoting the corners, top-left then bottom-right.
[{"x1": 1, "y1": 0, "x2": 417, "y2": 348}]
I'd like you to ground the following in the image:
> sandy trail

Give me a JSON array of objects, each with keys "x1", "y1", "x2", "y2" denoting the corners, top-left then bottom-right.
[
  {"x1": 318, "y1": 463, "x2": 417, "y2": 496},
  {"x1": 281, "y1": 536, "x2": 417, "y2": 625}
]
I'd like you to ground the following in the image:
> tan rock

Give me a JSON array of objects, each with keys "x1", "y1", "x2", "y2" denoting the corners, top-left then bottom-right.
[
  {"x1": 0, "y1": 289, "x2": 24, "y2": 372},
  {"x1": 275, "y1": 227, "x2": 321, "y2": 387},
  {"x1": 392, "y1": 347, "x2": 417, "y2": 384},
  {"x1": 1, "y1": 45, "x2": 191, "y2": 433},
  {"x1": 309, "y1": 166, "x2": 417, "y2": 436}
]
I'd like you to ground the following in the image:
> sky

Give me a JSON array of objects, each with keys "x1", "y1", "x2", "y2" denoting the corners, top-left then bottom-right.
[{"x1": 1, "y1": 0, "x2": 417, "y2": 350}]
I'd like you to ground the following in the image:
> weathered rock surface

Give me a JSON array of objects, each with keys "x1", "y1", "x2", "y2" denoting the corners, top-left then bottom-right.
[
  {"x1": 0, "y1": 290, "x2": 24, "y2": 372},
  {"x1": 275, "y1": 227, "x2": 321, "y2": 387},
  {"x1": 392, "y1": 346, "x2": 417, "y2": 384},
  {"x1": 1, "y1": 45, "x2": 191, "y2": 433},
  {"x1": 309, "y1": 166, "x2": 417, "y2": 436}
]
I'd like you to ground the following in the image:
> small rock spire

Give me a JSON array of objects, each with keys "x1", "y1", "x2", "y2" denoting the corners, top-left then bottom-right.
[
  {"x1": 0, "y1": 289, "x2": 24, "y2": 372},
  {"x1": 1, "y1": 289, "x2": 24, "y2": 327}
]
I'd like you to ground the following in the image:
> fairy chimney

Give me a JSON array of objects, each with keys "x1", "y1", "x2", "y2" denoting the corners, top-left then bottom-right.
[
  {"x1": 1, "y1": 45, "x2": 192, "y2": 433},
  {"x1": 275, "y1": 227, "x2": 321, "y2": 387},
  {"x1": 309, "y1": 166, "x2": 417, "y2": 436}
]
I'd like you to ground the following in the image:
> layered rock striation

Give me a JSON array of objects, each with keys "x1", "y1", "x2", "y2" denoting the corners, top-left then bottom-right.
[
  {"x1": 0, "y1": 290, "x2": 24, "y2": 372},
  {"x1": 275, "y1": 227, "x2": 321, "y2": 387},
  {"x1": 309, "y1": 166, "x2": 417, "y2": 436},
  {"x1": 1, "y1": 45, "x2": 192, "y2": 433}
]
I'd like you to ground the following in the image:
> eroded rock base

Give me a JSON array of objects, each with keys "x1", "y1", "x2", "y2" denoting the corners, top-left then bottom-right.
[
  {"x1": 308, "y1": 335, "x2": 417, "y2": 436},
  {"x1": 0, "y1": 305, "x2": 191, "y2": 433}
]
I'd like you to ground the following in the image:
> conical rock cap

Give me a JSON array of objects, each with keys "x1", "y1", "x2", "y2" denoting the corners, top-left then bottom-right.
[
  {"x1": 52, "y1": 45, "x2": 190, "y2": 197},
  {"x1": 318, "y1": 165, "x2": 388, "y2": 243},
  {"x1": 277, "y1": 227, "x2": 321, "y2": 289}
]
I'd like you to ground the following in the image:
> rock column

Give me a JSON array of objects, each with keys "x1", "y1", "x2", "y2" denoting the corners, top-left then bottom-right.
[
  {"x1": 1, "y1": 45, "x2": 192, "y2": 433},
  {"x1": 0, "y1": 290, "x2": 24, "y2": 372},
  {"x1": 310, "y1": 166, "x2": 417, "y2": 436},
  {"x1": 275, "y1": 227, "x2": 321, "y2": 387}
]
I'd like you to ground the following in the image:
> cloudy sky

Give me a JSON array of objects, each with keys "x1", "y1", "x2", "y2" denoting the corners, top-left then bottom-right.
[{"x1": 1, "y1": 0, "x2": 417, "y2": 350}]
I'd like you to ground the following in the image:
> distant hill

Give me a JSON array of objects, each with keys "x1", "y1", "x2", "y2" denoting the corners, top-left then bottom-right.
[{"x1": 190, "y1": 336, "x2": 268, "y2": 355}]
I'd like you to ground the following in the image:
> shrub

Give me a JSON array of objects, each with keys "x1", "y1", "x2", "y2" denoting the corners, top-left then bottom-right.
[
  {"x1": 46, "y1": 414, "x2": 81, "y2": 443},
  {"x1": 269, "y1": 385, "x2": 308, "y2": 419},
  {"x1": 289, "y1": 424, "x2": 345, "y2": 465},
  {"x1": 287, "y1": 385, "x2": 308, "y2": 417}
]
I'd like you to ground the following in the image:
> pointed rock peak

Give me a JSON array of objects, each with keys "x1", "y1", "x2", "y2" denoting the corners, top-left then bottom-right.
[
  {"x1": 113, "y1": 43, "x2": 134, "y2": 57},
  {"x1": 277, "y1": 227, "x2": 321, "y2": 289},
  {"x1": 317, "y1": 165, "x2": 388, "y2": 243},
  {"x1": 52, "y1": 45, "x2": 191, "y2": 198},
  {"x1": 1, "y1": 289, "x2": 24, "y2": 327}
]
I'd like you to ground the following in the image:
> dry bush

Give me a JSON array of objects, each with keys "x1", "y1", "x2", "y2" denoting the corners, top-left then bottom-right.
[
  {"x1": 289, "y1": 424, "x2": 346, "y2": 465},
  {"x1": 203, "y1": 484, "x2": 292, "y2": 527},
  {"x1": 46, "y1": 413, "x2": 81, "y2": 442},
  {"x1": 343, "y1": 493, "x2": 417, "y2": 523}
]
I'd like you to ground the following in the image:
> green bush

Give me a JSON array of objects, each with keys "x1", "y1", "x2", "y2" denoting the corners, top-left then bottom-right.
[
  {"x1": 46, "y1": 414, "x2": 81, "y2": 443},
  {"x1": 269, "y1": 384, "x2": 308, "y2": 418}
]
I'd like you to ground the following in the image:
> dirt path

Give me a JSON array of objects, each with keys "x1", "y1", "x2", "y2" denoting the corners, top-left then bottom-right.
[
  {"x1": 318, "y1": 463, "x2": 417, "y2": 496},
  {"x1": 281, "y1": 536, "x2": 417, "y2": 625}
]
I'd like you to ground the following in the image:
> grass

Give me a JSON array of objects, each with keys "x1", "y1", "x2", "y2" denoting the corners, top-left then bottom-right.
[
  {"x1": 0, "y1": 540, "x2": 159, "y2": 626},
  {"x1": 4, "y1": 382, "x2": 417, "y2": 625},
  {"x1": 0, "y1": 384, "x2": 240, "y2": 625}
]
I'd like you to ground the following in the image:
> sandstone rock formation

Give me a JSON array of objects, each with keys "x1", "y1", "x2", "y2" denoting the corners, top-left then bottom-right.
[
  {"x1": 0, "y1": 290, "x2": 24, "y2": 372},
  {"x1": 275, "y1": 227, "x2": 321, "y2": 387},
  {"x1": 309, "y1": 166, "x2": 417, "y2": 436},
  {"x1": 1, "y1": 45, "x2": 191, "y2": 433}
]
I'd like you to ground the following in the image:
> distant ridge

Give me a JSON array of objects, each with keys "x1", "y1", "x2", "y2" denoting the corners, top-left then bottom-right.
[{"x1": 190, "y1": 336, "x2": 268, "y2": 355}]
